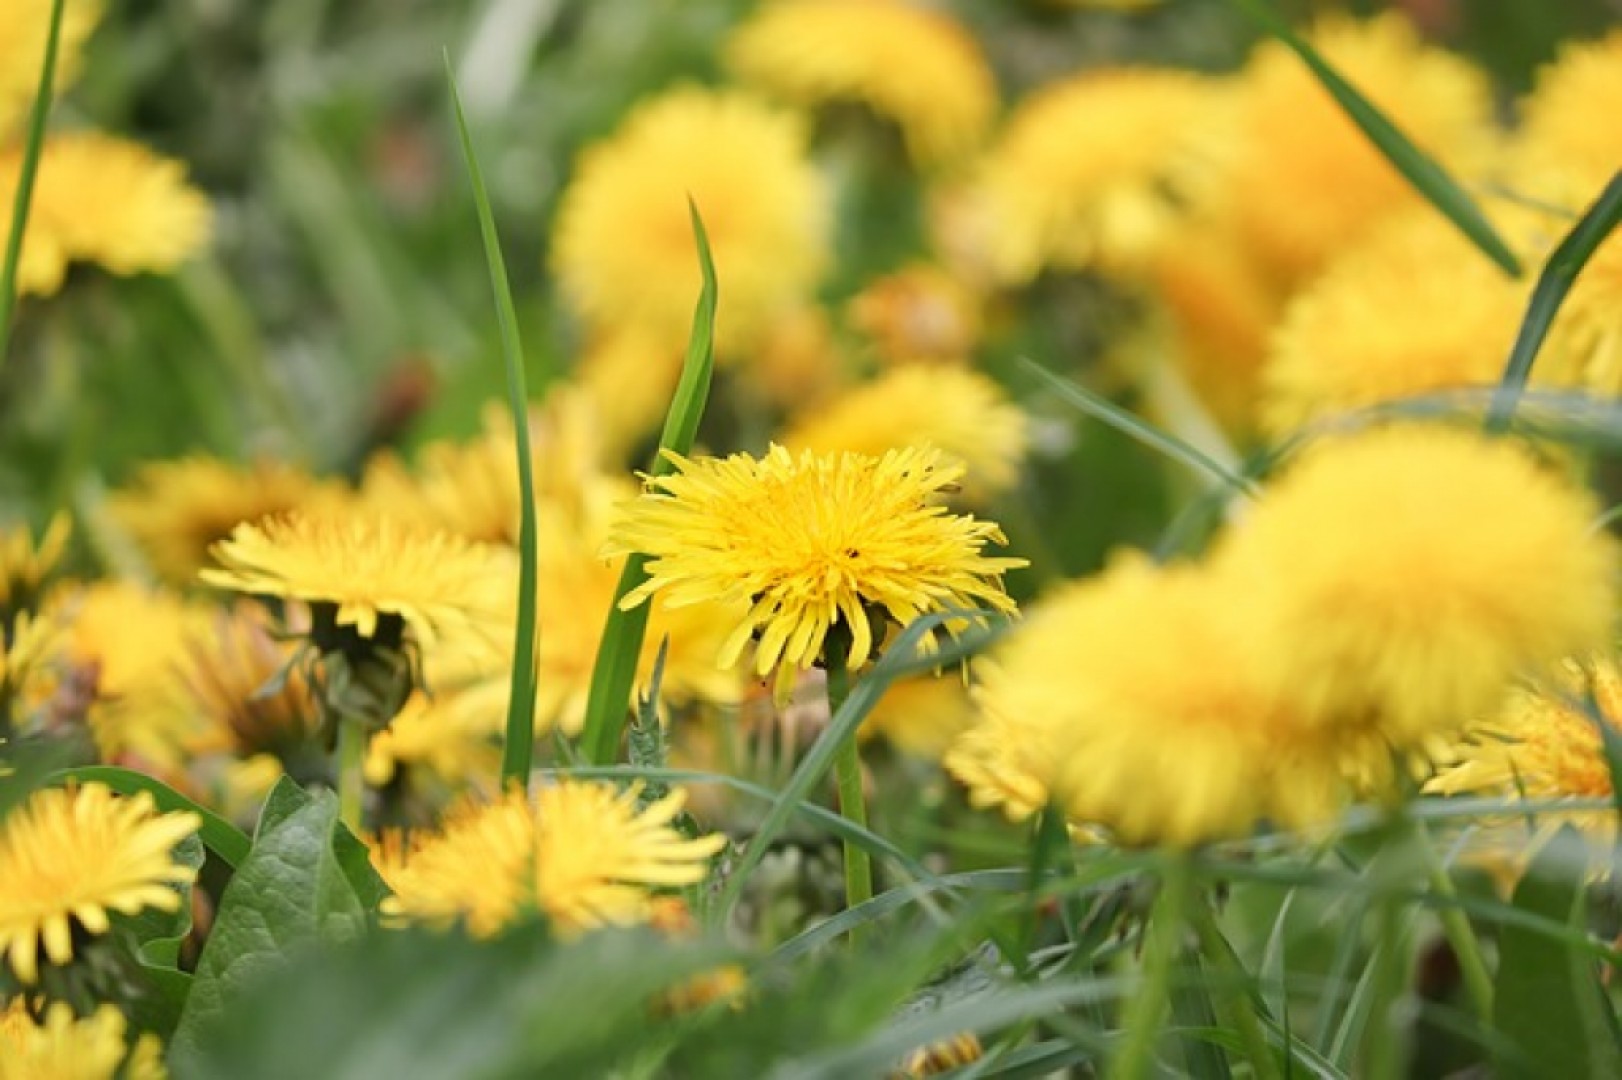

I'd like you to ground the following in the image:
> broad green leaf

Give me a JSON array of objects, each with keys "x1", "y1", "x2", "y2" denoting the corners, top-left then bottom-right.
[
  {"x1": 579, "y1": 201, "x2": 718, "y2": 766},
  {"x1": 1229, "y1": 0, "x2": 1521, "y2": 277},
  {"x1": 114, "y1": 832, "x2": 204, "y2": 1039},
  {"x1": 50, "y1": 765, "x2": 251, "y2": 868},
  {"x1": 446, "y1": 60, "x2": 539, "y2": 788},
  {"x1": 0, "y1": 0, "x2": 65, "y2": 362},
  {"x1": 1492, "y1": 827, "x2": 1622, "y2": 1078},
  {"x1": 1488, "y1": 172, "x2": 1622, "y2": 430},
  {"x1": 170, "y1": 777, "x2": 370, "y2": 1066},
  {"x1": 175, "y1": 923, "x2": 732, "y2": 1079}
]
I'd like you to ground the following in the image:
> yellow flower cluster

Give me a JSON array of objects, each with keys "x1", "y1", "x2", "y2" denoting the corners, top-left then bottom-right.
[{"x1": 948, "y1": 425, "x2": 1616, "y2": 846}]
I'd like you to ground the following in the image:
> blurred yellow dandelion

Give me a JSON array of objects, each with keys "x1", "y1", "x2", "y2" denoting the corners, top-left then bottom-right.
[{"x1": 0, "y1": 999, "x2": 166, "y2": 1080}]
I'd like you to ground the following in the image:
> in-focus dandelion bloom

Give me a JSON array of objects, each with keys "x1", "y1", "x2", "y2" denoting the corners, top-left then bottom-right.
[
  {"x1": 951, "y1": 556, "x2": 1338, "y2": 846},
  {"x1": 551, "y1": 86, "x2": 828, "y2": 356},
  {"x1": 605, "y1": 445, "x2": 1024, "y2": 695},
  {"x1": 200, "y1": 511, "x2": 512, "y2": 653},
  {"x1": 0, "y1": 999, "x2": 166, "y2": 1080},
  {"x1": 1217, "y1": 13, "x2": 1492, "y2": 288},
  {"x1": 0, "y1": 783, "x2": 199, "y2": 983},
  {"x1": 109, "y1": 456, "x2": 331, "y2": 585},
  {"x1": 1428, "y1": 655, "x2": 1622, "y2": 845},
  {"x1": 382, "y1": 782, "x2": 726, "y2": 937},
  {"x1": 1215, "y1": 425, "x2": 1616, "y2": 756},
  {"x1": 968, "y1": 68, "x2": 1226, "y2": 279},
  {"x1": 725, "y1": 0, "x2": 996, "y2": 166},
  {"x1": 782, "y1": 366, "x2": 1029, "y2": 502},
  {"x1": 1259, "y1": 212, "x2": 1541, "y2": 438}
]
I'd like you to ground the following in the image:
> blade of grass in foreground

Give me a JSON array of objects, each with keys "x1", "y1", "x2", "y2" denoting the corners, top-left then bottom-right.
[
  {"x1": 1487, "y1": 171, "x2": 1622, "y2": 432},
  {"x1": 446, "y1": 59, "x2": 540, "y2": 788},
  {"x1": 1229, "y1": 0, "x2": 1521, "y2": 278},
  {"x1": 0, "y1": 0, "x2": 67, "y2": 364},
  {"x1": 578, "y1": 202, "x2": 717, "y2": 766}
]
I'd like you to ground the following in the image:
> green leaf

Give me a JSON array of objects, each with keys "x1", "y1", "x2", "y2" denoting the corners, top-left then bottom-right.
[
  {"x1": 1022, "y1": 358, "x2": 1257, "y2": 496},
  {"x1": 1228, "y1": 0, "x2": 1521, "y2": 277},
  {"x1": 0, "y1": 0, "x2": 65, "y2": 362},
  {"x1": 1488, "y1": 172, "x2": 1622, "y2": 431},
  {"x1": 174, "y1": 923, "x2": 733, "y2": 1079},
  {"x1": 114, "y1": 832, "x2": 204, "y2": 1039},
  {"x1": 579, "y1": 200, "x2": 718, "y2": 766},
  {"x1": 445, "y1": 59, "x2": 540, "y2": 788},
  {"x1": 1492, "y1": 826, "x2": 1622, "y2": 1078},
  {"x1": 169, "y1": 777, "x2": 370, "y2": 1067},
  {"x1": 49, "y1": 765, "x2": 251, "y2": 868}
]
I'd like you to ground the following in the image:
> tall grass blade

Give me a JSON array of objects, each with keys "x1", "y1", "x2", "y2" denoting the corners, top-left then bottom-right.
[
  {"x1": 579, "y1": 201, "x2": 718, "y2": 765},
  {"x1": 1229, "y1": 0, "x2": 1521, "y2": 277},
  {"x1": 1022, "y1": 358, "x2": 1257, "y2": 495},
  {"x1": 0, "y1": 0, "x2": 67, "y2": 364},
  {"x1": 1488, "y1": 172, "x2": 1622, "y2": 431},
  {"x1": 446, "y1": 59, "x2": 540, "y2": 788}
]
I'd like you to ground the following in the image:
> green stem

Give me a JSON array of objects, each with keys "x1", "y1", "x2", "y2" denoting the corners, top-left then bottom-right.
[
  {"x1": 1363, "y1": 814, "x2": 1414, "y2": 1080},
  {"x1": 827, "y1": 649, "x2": 873, "y2": 940},
  {"x1": 0, "y1": 0, "x2": 66, "y2": 364},
  {"x1": 1110, "y1": 852, "x2": 1191, "y2": 1080},
  {"x1": 336, "y1": 717, "x2": 367, "y2": 833},
  {"x1": 1414, "y1": 820, "x2": 1494, "y2": 1022},
  {"x1": 1191, "y1": 894, "x2": 1284, "y2": 1080}
]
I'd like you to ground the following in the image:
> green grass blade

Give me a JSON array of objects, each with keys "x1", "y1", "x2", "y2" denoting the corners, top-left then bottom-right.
[
  {"x1": 1229, "y1": 0, "x2": 1521, "y2": 278},
  {"x1": 0, "y1": 0, "x2": 66, "y2": 364},
  {"x1": 445, "y1": 58, "x2": 539, "y2": 788},
  {"x1": 49, "y1": 766, "x2": 252, "y2": 868},
  {"x1": 1488, "y1": 172, "x2": 1622, "y2": 431},
  {"x1": 578, "y1": 201, "x2": 717, "y2": 766},
  {"x1": 1022, "y1": 358, "x2": 1257, "y2": 495}
]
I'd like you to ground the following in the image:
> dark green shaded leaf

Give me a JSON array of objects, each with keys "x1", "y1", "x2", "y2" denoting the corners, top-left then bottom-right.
[{"x1": 1229, "y1": 0, "x2": 1521, "y2": 277}]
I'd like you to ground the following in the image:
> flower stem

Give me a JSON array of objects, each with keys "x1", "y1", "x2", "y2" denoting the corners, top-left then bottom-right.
[
  {"x1": 1190, "y1": 892, "x2": 1284, "y2": 1080},
  {"x1": 336, "y1": 717, "x2": 367, "y2": 833},
  {"x1": 826, "y1": 648, "x2": 873, "y2": 939},
  {"x1": 1109, "y1": 852, "x2": 1191, "y2": 1080},
  {"x1": 1413, "y1": 819, "x2": 1494, "y2": 1022},
  {"x1": 1363, "y1": 810, "x2": 1415, "y2": 1080}
]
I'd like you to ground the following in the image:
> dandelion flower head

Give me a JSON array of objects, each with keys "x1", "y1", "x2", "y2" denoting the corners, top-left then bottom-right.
[
  {"x1": 0, "y1": 1000, "x2": 165, "y2": 1080},
  {"x1": 1515, "y1": 29, "x2": 1622, "y2": 188},
  {"x1": 725, "y1": 0, "x2": 996, "y2": 166},
  {"x1": 605, "y1": 445, "x2": 1025, "y2": 695},
  {"x1": 382, "y1": 782, "x2": 726, "y2": 937},
  {"x1": 1215, "y1": 424, "x2": 1616, "y2": 756},
  {"x1": 0, "y1": 783, "x2": 199, "y2": 984},
  {"x1": 0, "y1": 0, "x2": 103, "y2": 133},
  {"x1": 551, "y1": 86, "x2": 828, "y2": 357}
]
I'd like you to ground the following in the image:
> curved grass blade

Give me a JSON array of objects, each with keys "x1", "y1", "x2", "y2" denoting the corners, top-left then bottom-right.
[
  {"x1": 1488, "y1": 172, "x2": 1622, "y2": 431},
  {"x1": 49, "y1": 765, "x2": 252, "y2": 868},
  {"x1": 1022, "y1": 358, "x2": 1257, "y2": 496},
  {"x1": 1229, "y1": 0, "x2": 1521, "y2": 278},
  {"x1": 0, "y1": 0, "x2": 66, "y2": 363},
  {"x1": 579, "y1": 202, "x2": 717, "y2": 766},
  {"x1": 446, "y1": 58, "x2": 539, "y2": 787}
]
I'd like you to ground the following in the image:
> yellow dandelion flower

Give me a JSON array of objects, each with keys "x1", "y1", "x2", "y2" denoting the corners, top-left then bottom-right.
[
  {"x1": 725, "y1": 0, "x2": 996, "y2": 166},
  {"x1": 384, "y1": 781, "x2": 726, "y2": 937},
  {"x1": 745, "y1": 305, "x2": 847, "y2": 410},
  {"x1": 0, "y1": 783, "x2": 199, "y2": 984},
  {"x1": 0, "y1": 1000, "x2": 166, "y2": 1080},
  {"x1": 57, "y1": 582, "x2": 202, "y2": 768},
  {"x1": 861, "y1": 672, "x2": 977, "y2": 760},
  {"x1": 848, "y1": 263, "x2": 982, "y2": 366},
  {"x1": 575, "y1": 328, "x2": 687, "y2": 463},
  {"x1": 1259, "y1": 211, "x2": 1543, "y2": 438},
  {"x1": 1215, "y1": 425, "x2": 1616, "y2": 753},
  {"x1": 782, "y1": 366, "x2": 1029, "y2": 502},
  {"x1": 969, "y1": 68, "x2": 1228, "y2": 279},
  {"x1": 1, "y1": 609, "x2": 61, "y2": 723},
  {"x1": 1516, "y1": 29, "x2": 1622, "y2": 189},
  {"x1": 0, "y1": 513, "x2": 68, "y2": 621},
  {"x1": 605, "y1": 445, "x2": 1024, "y2": 695},
  {"x1": 175, "y1": 601, "x2": 317, "y2": 762},
  {"x1": 1428, "y1": 655, "x2": 1622, "y2": 845},
  {"x1": 0, "y1": 0, "x2": 102, "y2": 134},
  {"x1": 551, "y1": 86, "x2": 829, "y2": 356},
  {"x1": 109, "y1": 456, "x2": 331, "y2": 586},
  {"x1": 1218, "y1": 13, "x2": 1493, "y2": 288},
  {"x1": 362, "y1": 687, "x2": 500, "y2": 790},
  {"x1": 200, "y1": 511, "x2": 513, "y2": 653},
  {"x1": 954, "y1": 557, "x2": 1337, "y2": 847},
  {"x1": 897, "y1": 1033, "x2": 985, "y2": 1078}
]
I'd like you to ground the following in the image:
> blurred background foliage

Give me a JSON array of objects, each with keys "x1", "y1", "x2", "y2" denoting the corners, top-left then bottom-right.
[{"x1": 6, "y1": 0, "x2": 1615, "y2": 587}]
